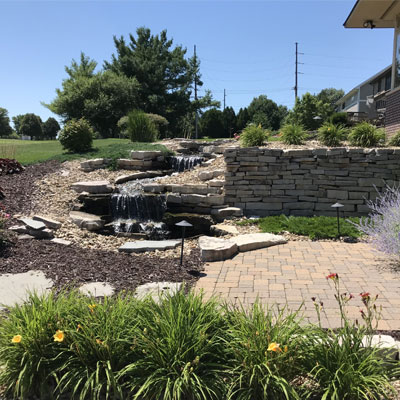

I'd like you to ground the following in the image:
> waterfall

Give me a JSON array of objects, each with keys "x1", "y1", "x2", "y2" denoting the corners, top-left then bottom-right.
[{"x1": 168, "y1": 156, "x2": 203, "y2": 172}]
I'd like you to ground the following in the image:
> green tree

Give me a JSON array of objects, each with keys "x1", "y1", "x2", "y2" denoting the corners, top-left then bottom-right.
[
  {"x1": 222, "y1": 107, "x2": 236, "y2": 137},
  {"x1": 19, "y1": 113, "x2": 43, "y2": 139},
  {"x1": 236, "y1": 107, "x2": 250, "y2": 131},
  {"x1": 45, "y1": 53, "x2": 140, "y2": 138},
  {"x1": 316, "y1": 88, "x2": 345, "y2": 108},
  {"x1": 12, "y1": 114, "x2": 24, "y2": 135},
  {"x1": 247, "y1": 95, "x2": 287, "y2": 131},
  {"x1": 0, "y1": 108, "x2": 12, "y2": 137},
  {"x1": 104, "y1": 27, "x2": 198, "y2": 133},
  {"x1": 42, "y1": 117, "x2": 60, "y2": 139},
  {"x1": 200, "y1": 109, "x2": 224, "y2": 138}
]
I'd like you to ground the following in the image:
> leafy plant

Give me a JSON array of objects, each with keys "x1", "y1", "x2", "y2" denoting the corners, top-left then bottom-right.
[
  {"x1": 388, "y1": 130, "x2": 400, "y2": 146},
  {"x1": 349, "y1": 122, "x2": 385, "y2": 147},
  {"x1": 59, "y1": 118, "x2": 94, "y2": 153},
  {"x1": 127, "y1": 110, "x2": 159, "y2": 143},
  {"x1": 330, "y1": 112, "x2": 350, "y2": 127},
  {"x1": 280, "y1": 124, "x2": 307, "y2": 145},
  {"x1": 317, "y1": 122, "x2": 347, "y2": 146},
  {"x1": 239, "y1": 124, "x2": 268, "y2": 147}
]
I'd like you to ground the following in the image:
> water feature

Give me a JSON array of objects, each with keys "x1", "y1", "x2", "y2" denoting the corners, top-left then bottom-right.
[{"x1": 168, "y1": 156, "x2": 203, "y2": 172}]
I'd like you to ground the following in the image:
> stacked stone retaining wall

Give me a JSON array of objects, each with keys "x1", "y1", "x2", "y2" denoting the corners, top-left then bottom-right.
[{"x1": 224, "y1": 147, "x2": 400, "y2": 217}]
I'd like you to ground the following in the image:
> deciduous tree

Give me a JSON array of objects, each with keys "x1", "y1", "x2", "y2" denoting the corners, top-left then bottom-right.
[{"x1": 0, "y1": 108, "x2": 12, "y2": 137}]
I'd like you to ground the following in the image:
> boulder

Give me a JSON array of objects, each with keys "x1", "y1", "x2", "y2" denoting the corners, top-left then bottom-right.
[
  {"x1": 198, "y1": 236, "x2": 237, "y2": 262},
  {"x1": 162, "y1": 213, "x2": 215, "y2": 238},
  {"x1": 71, "y1": 181, "x2": 113, "y2": 194},
  {"x1": 118, "y1": 240, "x2": 180, "y2": 253},
  {"x1": 210, "y1": 224, "x2": 239, "y2": 236},
  {"x1": 198, "y1": 171, "x2": 214, "y2": 181},
  {"x1": 208, "y1": 179, "x2": 224, "y2": 187},
  {"x1": 232, "y1": 233, "x2": 287, "y2": 252},
  {"x1": 33, "y1": 215, "x2": 62, "y2": 230},
  {"x1": 69, "y1": 211, "x2": 105, "y2": 231}
]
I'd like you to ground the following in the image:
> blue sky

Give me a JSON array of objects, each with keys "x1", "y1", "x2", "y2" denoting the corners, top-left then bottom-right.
[{"x1": 0, "y1": 0, "x2": 394, "y2": 126}]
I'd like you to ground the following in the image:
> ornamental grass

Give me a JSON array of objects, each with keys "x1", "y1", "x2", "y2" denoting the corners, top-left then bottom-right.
[{"x1": 0, "y1": 281, "x2": 398, "y2": 399}]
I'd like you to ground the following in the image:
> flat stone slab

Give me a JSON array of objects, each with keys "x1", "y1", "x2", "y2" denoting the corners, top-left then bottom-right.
[
  {"x1": 71, "y1": 181, "x2": 113, "y2": 194},
  {"x1": 211, "y1": 224, "x2": 239, "y2": 235},
  {"x1": 50, "y1": 238, "x2": 72, "y2": 246},
  {"x1": 79, "y1": 282, "x2": 114, "y2": 297},
  {"x1": 18, "y1": 218, "x2": 46, "y2": 231},
  {"x1": 115, "y1": 171, "x2": 168, "y2": 184},
  {"x1": 130, "y1": 150, "x2": 163, "y2": 160},
  {"x1": 0, "y1": 271, "x2": 53, "y2": 308},
  {"x1": 135, "y1": 281, "x2": 182, "y2": 302},
  {"x1": 69, "y1": 211, "x2": 105, "y2": 231},
  {"x1": 215, "y1": 207, "x2": 243, "y2": 218},
  {"x1": 33, "y1": 215, "x2": 62, "y2": 230},
  {"x1": 232, "y1": 233, "x2": 287, "y2": 252},
  {"x1": 119, "y1": 240, "x2": 181, "y2": 253},
  {"x1": 199, "y1": 236, "x2": 238, "y2": 262}
]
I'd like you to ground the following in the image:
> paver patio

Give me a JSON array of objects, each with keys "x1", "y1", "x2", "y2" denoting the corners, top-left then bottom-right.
[{"x1": 195, "y1": 241, "x2": 400, "y2": 330}]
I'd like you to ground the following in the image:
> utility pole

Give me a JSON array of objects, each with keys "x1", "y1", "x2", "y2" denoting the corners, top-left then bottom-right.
[
  {"x1": 194, "y1": 45, "x2": 198, "y2": 139},
  {"x1": 294, "y1": 42, "x2": 304, "y2": 102},
  {"x1": 223, "y1": 89, "x2": 226, "y2": 110}
]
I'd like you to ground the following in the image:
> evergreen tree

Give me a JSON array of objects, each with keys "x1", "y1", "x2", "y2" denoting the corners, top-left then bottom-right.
[{"x1": 0, "y1": 108, "x2": 12, "y2": 137}]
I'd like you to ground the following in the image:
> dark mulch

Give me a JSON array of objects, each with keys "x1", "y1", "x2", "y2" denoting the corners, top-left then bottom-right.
[
  {"x1": 0, "y1": 160, "x2": 61, "y2": 220},
  {"x1": 0, "y1": 239, "x2": 203, "y2": 293}
]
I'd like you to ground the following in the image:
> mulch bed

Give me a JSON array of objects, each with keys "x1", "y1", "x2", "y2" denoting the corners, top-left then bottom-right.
[
  {"x1": 0, "y1": 239, "x2": 203, "y2": 293},
  {"x1": 0, "y1": 161, "x2": 204, "y2": 293}
]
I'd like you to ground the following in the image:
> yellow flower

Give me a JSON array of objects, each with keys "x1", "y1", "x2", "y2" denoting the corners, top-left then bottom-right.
[
  {"x1": 267, "y1": 342, "x2": 281, "y2": 352},
  {"x1": 76, "y1": 324, "x2": 82, "y2": 332},
  {"x1": 88, "y1": 304, "x2": 96, "y2": 313},
  {"x1": 96, "y1": 339, "x2": 103, "y2": 345},
  {"x1": 284, "y1": 345, "x2": 288, "y2": 353},
  {"x1": 11, "y1": 335, "x2": 21, "y2": 344},
  {"x1": 53, "y1": 330, "x2": 65, "y2": 342}
]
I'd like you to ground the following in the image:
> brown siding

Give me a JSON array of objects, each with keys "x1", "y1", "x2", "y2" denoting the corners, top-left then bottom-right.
[{"x1": 386, "y1": 89, "x2": 400, "y2": 139}]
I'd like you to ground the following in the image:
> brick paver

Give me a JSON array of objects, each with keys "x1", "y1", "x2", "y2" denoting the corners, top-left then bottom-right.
[{"x1": 195, "y1": 241, "x2": 400, "y2": 330}]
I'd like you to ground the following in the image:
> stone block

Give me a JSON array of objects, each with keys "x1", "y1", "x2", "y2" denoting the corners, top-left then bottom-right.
[
  {"x1": 130, "y1": 150, "x2": 163, "y2": 160},
  {"x1": 198, "y1": 236, "x2": 237, "y2": 262},
  {"x1": 326, "y1": 190, "x2": 349, "y2": 200}
]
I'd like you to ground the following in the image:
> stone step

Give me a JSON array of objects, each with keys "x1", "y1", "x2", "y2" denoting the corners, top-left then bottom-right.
[
  {"x1": 232, "y1": 233, "x2": 287, "y2": 252},
  {"x1": 198, "y1": 236, "x2": 238, "y2": 262},
  {"x1": 71, "y1": 181, "x2": 113, "y2": 194}
]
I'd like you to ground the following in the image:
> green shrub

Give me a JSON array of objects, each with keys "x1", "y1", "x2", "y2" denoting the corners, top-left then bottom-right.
[
  {"x1": 349, "y1": 122, "x2": 385, "y2": 147},
  {"x1": 317, "y1": 122, "x2": 347, "y2": 146},
  {"x1": 388, "y1": 130, "x2": 400, "y2": 146},
  {"x1": 59, "y1": 118, "x2": 93, "y2": 153},
  {"x1": 117, "y1": 116, "x2": 129, "y2": 138},
  {"x1": 330, "y1": 112, "x2": 349, "y2": 127},
  {"x1": 281, "y1": 124, "x2": 307, "y2": 145},
  {"x1": 127, "y1": 110, "x2": 159, "y2": 143},
  {"x1": 146, "y1": 113, "x2": 169, "y2": 138},
  {"x1": 239, "y1": 124, "x2": 268, "y2": 147}
]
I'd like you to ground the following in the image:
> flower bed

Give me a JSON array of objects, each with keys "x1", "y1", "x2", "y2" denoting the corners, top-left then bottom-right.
[{"x1": 0, "y1": 275, "x2": 398, "y2": 399}]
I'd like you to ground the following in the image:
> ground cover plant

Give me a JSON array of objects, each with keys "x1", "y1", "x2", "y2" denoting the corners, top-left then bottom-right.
[
  {"x1": 0, "y1": 138, "x2": 170, "y2": 166},
  {"x1": 0, "y1": 282, "x2": 397, "y2": 399},
  {"x1": 238, "y1": 215, "x2": 361, "y2": 240}
]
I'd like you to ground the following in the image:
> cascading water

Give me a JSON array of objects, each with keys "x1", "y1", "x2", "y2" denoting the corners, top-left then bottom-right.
[{"x1": 168, "y1": 156, "x2": 203, "y2": 172}]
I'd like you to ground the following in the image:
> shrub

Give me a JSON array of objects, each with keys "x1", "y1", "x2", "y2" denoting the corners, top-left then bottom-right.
[
  {"x1": 330, "y1": 112, "x2": 349, "y2": 127},
  {"x1": 239, "y1": 124, "x2": 268, "y2": 147},
  {"x1": 59, "y1": 118, "x2": 93, "y2": 153},
  {"x1": 127, "y1": 110, "x2": 159, "y2": 143},
  {"x1": 317, "y1": 122, "x2": 347, "y2": 147},
  {"x1": 388, "y1": 130, "x2": 400, "y2": 146},
  {"x1": 281, "y1": 123, "x2": 307, "y2": 145},
  {"x1": 349, "y1": 122, "x2": 385, "y2": 147},
  {"x1": 117, "y1": 116, "x2": 129, "y2": 138},
  {"x1": 146, "y1": 113, "x2": 169, "y2": 138}
]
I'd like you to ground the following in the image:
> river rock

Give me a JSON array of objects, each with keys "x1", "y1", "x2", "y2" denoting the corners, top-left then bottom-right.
[
  {"x1": 232, "y1": 233, "x2": 287, "y2": 252},
  {"x1": 69, "y1": 211, "x2": 105, "y2": 231},
  {"x1": 71, "y1": 181, "x2": 113, "y2": 194},
  {"x1": 33, "y1": 215, "x2": 62, "y2": 230},
  {"x1": 118, "y1": 240, "x2": 181, "y2": 253},
  {"x1": 198, "y1": 236, "x2": 237, "y2": 262}
]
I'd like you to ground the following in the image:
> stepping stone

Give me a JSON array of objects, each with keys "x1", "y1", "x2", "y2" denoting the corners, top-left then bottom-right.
[
  {"x1": 33, "y1": 215, "x2": 62, "y2": 230},
  {"x1": 79, "y1": 282, "x2": 114, "y2": 297},
  {"x1": 71, "y1": 181, "x2": 113, "y2": 194},
  {"x1": 69, "y1": 211, "x2": 105, "y2": 231},
  {"x1": 118, "y1": 240, "x2": 181, "y2": 253},
  {"x1": 198, "y1": 236, "x2": 238, "y2": 262},
  {"x1": 18, "y1": 218, "x2": 46, "y2": 231},
  {"x1": 50, "y1": 238, "x2": 71, "y2": 246},
  {"x1": 0, "y1": 271, "x2": 53, "y2": 308},
  {"x1": 211, "y1": 224, "x2": 239, "y2": 236},
  {"x1": 135, "y1": 281, "x2": 182, "y2": 303},
  {"x1": 232, "y1": 233, "x2": 287, "y2": 252}
]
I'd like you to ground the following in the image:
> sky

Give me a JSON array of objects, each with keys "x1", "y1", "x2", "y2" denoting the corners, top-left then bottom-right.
[{"x1": 0, "y1": 0, "x2": 395, "y2": 126}]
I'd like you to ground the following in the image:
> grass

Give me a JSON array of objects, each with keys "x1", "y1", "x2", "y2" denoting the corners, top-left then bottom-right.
[
  {"x1": 238, "y1": 215, "x2": 362, "y2": 240},
  {"x1": 0, "y1": 139, "x2": 171, "y2": 166}
]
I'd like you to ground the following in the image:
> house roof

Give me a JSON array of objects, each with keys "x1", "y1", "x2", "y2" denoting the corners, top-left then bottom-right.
[
  {"x1": 344, "y1": 0, "x2": 400, "y2": 28},
  {"x1": 336, "y1": 65, "x2": 392, "y2": 105}
]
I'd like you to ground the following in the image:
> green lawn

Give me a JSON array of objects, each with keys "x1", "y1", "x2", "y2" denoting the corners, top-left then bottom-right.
[
  {"x1": 237, "y1": 215, "x2": 363, "y2": 240},
  {"x1": 0, "y1": 139, "x2": 171, "y2": 165}
]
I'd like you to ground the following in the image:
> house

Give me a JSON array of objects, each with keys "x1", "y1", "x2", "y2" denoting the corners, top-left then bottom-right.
[
  {"x1": 335, "y1": 65, "x2": 391, "y2": 123},
  {"x1": 344, "y1": 0, "x2": 400, "y2": 138}
]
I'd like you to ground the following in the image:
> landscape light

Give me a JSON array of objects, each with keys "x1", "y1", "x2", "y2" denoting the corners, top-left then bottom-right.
[
  {"x1": 331, "y1": 202, "x2": 344, "y2": 237},
  {"x1": 175, "y1": 220, "x2": 193, "y2": 266}
]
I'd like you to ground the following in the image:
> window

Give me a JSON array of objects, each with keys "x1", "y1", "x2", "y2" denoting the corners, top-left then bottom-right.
[{"x1": 385, "y1": 74, "x2": 391, "y2": 91}]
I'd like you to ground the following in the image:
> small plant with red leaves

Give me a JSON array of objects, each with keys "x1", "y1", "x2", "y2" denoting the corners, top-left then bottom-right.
[{"x1": 0, "y1": 158, "x2": 24, "y2": 175}]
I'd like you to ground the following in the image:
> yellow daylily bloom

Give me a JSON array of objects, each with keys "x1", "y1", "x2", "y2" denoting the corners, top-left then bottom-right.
[
  {"x1": 11, "y1": 335, "x2": 22, "y2": 344},
  {"x1": 53, "y1": 330, "x2": 65, "y2": 342},
  {"x1": 267, "y1": 342, "x2": 281, "y2": 352}
]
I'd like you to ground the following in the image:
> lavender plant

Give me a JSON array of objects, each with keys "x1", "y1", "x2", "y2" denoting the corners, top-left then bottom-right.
[{"x1": 353, "y1": 185, "x2": 400, "y2": 258}]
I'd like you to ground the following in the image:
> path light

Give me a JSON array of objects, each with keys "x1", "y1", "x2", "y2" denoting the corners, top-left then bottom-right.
[
  {"x1": 175, "y1": 220, "x2": 193, "y2": 266},
  {"x1": 331, "y1": 202, "x2": 344, "y2": 237}
]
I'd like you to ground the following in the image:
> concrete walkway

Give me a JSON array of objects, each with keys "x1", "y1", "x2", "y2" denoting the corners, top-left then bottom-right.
[{"x1": 195, "y1": 241, "x2": 400, "y2": 330}]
